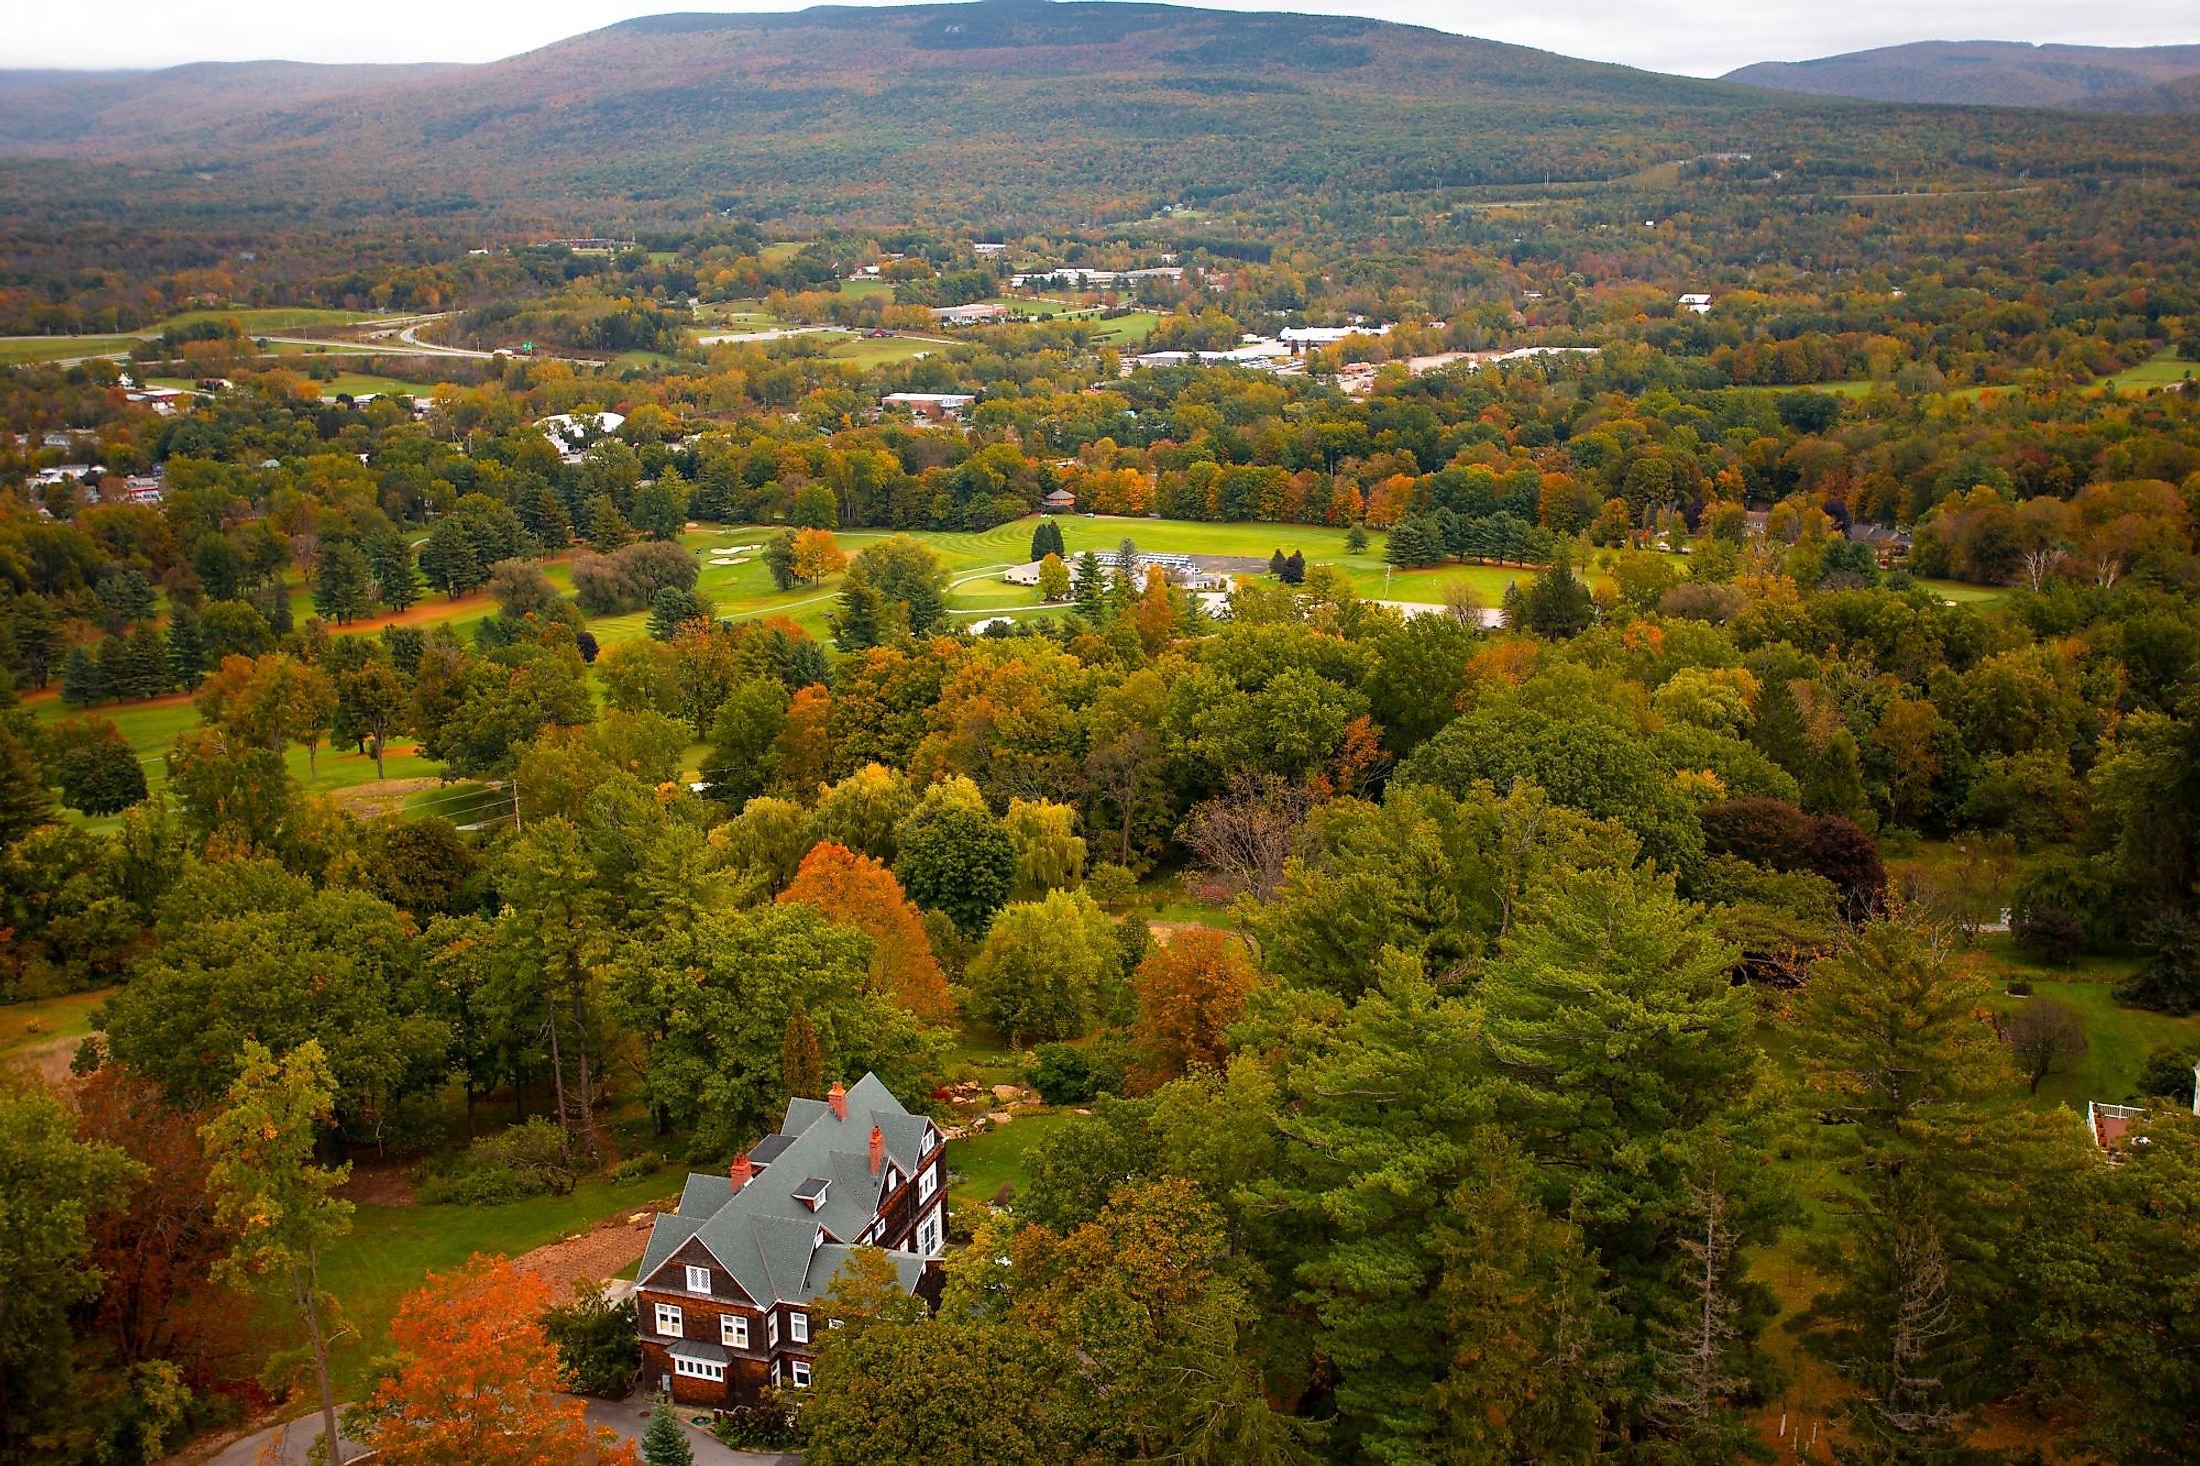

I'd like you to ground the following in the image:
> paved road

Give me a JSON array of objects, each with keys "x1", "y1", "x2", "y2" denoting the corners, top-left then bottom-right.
[
  {"x1": 585, "y1": 1398, "x2": 800, "y2": 1464},
  {"x1": 198, "y1": 1410, "x2": 364, "y2": 1466},
  {"x1": 196, "y1": 1399, "x2": 796, "y2": 1466}
]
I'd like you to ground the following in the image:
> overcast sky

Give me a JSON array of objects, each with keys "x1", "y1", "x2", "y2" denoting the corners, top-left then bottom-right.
[{"x1": 11, "y1": 0, "x2": 2197, "y2": 78}]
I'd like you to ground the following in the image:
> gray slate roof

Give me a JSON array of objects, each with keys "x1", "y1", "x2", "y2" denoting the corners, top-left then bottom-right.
[{"x1": 640, "y1": 1073, "x2": 937, "y2": 1307}]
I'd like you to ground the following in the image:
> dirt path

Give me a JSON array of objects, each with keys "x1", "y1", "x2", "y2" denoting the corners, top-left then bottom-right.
[{"x1": 509, "y1": 1206, "x2": 661, "y2": 1296}]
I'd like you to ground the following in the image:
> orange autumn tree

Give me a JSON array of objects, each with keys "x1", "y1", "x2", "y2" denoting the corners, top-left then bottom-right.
[
  {"x1": 358, "y1": 1255, "x2": 634, "y2": 1466},
  {"x1": 779, "y1": 842, "x2": 950, "y2": 1020},
  {"x1": 773, "y1": 683, "x2": 835, "y2": 794},
  {"x1": 1130, "y1": 928, "x2": 1259, "y2": 1085},
  {"x1": 791, "y1": 527, "x2": 848, "y2": 585}
]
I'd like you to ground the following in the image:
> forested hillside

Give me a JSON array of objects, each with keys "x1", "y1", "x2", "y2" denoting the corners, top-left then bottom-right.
[{"x1": 3, "y1": 0, "x2": 2195, "y2": 235}]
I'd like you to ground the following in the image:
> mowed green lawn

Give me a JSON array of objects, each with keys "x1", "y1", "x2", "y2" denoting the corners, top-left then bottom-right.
[
  {"x1": 156, "y1": 307, "x2": 384, "y2": 333},
  {"x1": 946, "y1": 1111, "x2": 1078, "y2": 1215},
  {"x1": 2100, "y1": 348, "x2": 2196, "y2": 394},
  {"x1": 315, "y1": 1167, "x2": 683, "y2": 1393},
  {"x1": 0, "y1": 988, "x2": 112, "y2": 1056},
  {"x1": 0, "y1": 335, "x2": 140, "y2": 365}
]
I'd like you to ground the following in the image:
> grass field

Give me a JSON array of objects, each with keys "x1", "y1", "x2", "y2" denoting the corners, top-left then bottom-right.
[
  {"x1": 0, "y1": 988, "x2": 111, "y2": 1056},
  {"x1": 945, "y1": 1111, "x2": 1077, "y2": 1216},
  {"x1": 2100, "y1": 348, "x2": 2196, "y2": 394},
  {"x1": 1918, "y1": 577, "x2": 2007, "y2": 605},
  {"x1": 824, "y1": 335, "x2": 938, "y2": 368},
  {"x1": 316, "y1": 1167, "x2": 682, "y2": 1393},
  {"x1": 157, "y1": 307, "x2": 382, "y2": 333},
  {"x1": 0, "y1": 335, "x2": 139, "y2": 365}
]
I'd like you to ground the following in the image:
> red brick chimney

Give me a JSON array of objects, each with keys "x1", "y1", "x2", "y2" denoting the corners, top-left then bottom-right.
[
  {"x1": 731, "y1": 1152, "x2": 752, "y2": 1188},
  {"x1": 869, "y1": 1125, "x2": 884, "y2": 1176},
  {"x1": 828, "y1": 1080, "x2": 846, "y2": 1120}
]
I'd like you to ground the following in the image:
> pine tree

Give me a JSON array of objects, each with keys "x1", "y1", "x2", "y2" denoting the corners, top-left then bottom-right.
[
  {"x1": 96, "y1": 634, "x2": 133, "y2": 702},
  {"x1": 1269, "y1": 548, "x2": 1288, "y2": 577},
  {"x1": 367, "y1": 531, "x2": 421, "y2": 613},
  {"x1": 1282, "y1": 550, "x2": 1306, "y2": 585},
  {"x1": 781, "y1": 1007, "x2": 824, "y2": 1100},
  {"x1": 640, "y1": 1399, "x2": 694, "y2": 1466},
  {"x1": 831, "y1": 572, "x2": 887, "y2": 652},
  {"x1": 167, "y1": 604, "x2": 208, "y2": 689},
  {"x1": 62, "y1": 642, "x2": 114, "y2": 707},
  {"x1": 584, "y1": 494, "x2": 633, "y2": 552},
  {"x1": 1792, "y1": 920, "x2": 2036, "y2": 1453},
  {"x1": 1072, "y1": 550, "x2": 1107, "y2": 621},
  {"x1": 1749, "y1": 675, "x2": 1813, "y2": 783},
  {"x1": 1345, "y1": 524, "x2": 1369, "y2": 554},
  {"x1": 1030, "y1": 518, "x2": 1065, "y2": 562},
  {"x1": 420, "y1": 520, "x2": 482, "y2": 598},
  {"x1": 0, "y1": 725, "x2": 53, "y2": 845},
  {"x1": 124, "y1": 620, "x2": 170, "y2": 699}
]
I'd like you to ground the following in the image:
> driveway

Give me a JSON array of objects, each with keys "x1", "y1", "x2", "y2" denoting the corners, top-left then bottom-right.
[
  {"x1": 196, "y1": 1412, "x2": 364, "y2": 1466},
  {"x1": 584, "y1": 1398, "x2": 800, "y2": 1464},
  {"x1": 194, "y1": 1399, "x2": 796, "y2": 1466}
]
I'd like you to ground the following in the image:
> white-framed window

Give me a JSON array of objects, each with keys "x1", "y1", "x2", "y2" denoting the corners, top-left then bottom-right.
[
  {"x1": 828, "y1": 1317, "x2": 844, "y2": 1330},
  {"x1": 766, "y1": 1311, "x2": 780, "y2": 1348},
  {"x1": 655, "y1": 1303, "x2": 683, "y2": 1338},
  {"x1": 722, "y1": 1314, "x2": 749, "y2": 1349},
  {"x1": 918, "y1": 1162, "x2": 938, "y2": 1203},
  {"x1": 790, "y1": 1359, "x2": 812, "y2": 1389},
  {"x1": 790, "y1": 1311, "x2": 809, "y2": 1344},
  {"x1": 918, "y1": 1212, "x2": 940, "y2": 1256},
  {"x1": 685, "y1": 1264, "x2": 711, "y2": 1294},
  {"x1": 769, "y1": 1360, "x2": 781, "y2": 1388},
  {"x1": 673, "y1": 1356, "x2": 725, "y2": 1382}
]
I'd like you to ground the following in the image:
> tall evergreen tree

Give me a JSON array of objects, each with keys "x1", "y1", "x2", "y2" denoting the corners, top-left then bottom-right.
[
  {"x1": 1072, "y1": 550, "x2": 1107, "y2": 621},
  {"x1": 124, "y1": 620, "x2": 170, "y2": 700},
  {"x1": 367, "y1": 531, "x2": 421, "y2": 613},
  {"x1": 61, "y1": 642, "x2": 110, "y2": 707},
  {"x1": 1029, "y1": 518, "x2": 1065, "y2": 562},
  {"x1": 167, "y1": 604, "x2": 208, "y2": 689},
  {"x1": 313, "y1": 541, "x2": 375, "y2": 626},
  {"x1": 1793, "y1": 920, "x2": 2062, "y2": 1455},
  {"x1": 0, "y1": 725, "x2": 54, "y2": 845}
]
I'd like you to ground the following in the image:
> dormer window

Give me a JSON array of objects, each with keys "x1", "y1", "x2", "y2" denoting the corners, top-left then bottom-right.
[{"x1": 793, "y1": 1177, "x2": 831, "y2": 1211}]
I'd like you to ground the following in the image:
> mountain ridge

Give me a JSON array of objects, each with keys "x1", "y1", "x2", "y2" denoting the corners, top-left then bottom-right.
[
  {"x1": 1, "y1": 3, "x2": 2193, "y2": 232},
  {"x1": 1724, "y1": 38, "x2": 2200, "y2": 111}
]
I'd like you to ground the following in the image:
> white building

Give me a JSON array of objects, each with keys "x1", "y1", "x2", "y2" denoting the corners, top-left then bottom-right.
[
  {"x1": 1280, "y1": 324, "x2": 1390, "y2": 347},
  {"x1": 1679, "y1": 293, "x2": 1714, "y2": 314}
]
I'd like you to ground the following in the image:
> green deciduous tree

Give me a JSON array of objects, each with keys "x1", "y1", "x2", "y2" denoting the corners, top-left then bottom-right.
[
  {"x1": 963, "y1": 888, "x2": 1122, "y2": 1045},
  {"x1": 200, "y1": 1040, "x2": 354, "y2": 1466},
  {"x1": 0, "y1": 1078, "x2": 143, "y2": 1466}
]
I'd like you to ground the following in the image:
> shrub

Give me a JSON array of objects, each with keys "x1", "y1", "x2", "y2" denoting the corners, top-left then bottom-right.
[
  {"x1": 544, "y1": 1286, "x2": 638, "y2": 1397},
  {"x1": 2129, "y1": 1045, "x2": 2199, "y2": 1107},
  {"x1": 712, "y1": 1395, "x2": 796, "y2": 1451},
  {"x1": 1028, "y1": 1044, "x2": 1096, "y2": 1105},
  {"x1": 414, "y1": 1117, "x2": 577, "y2": 1204},
  {"x1": 2005, "y1": 979, "x2": 2034, "y2": 997},
  {"x1": 571, "y1": 541, "x2": 699, "y2": 615},
  {"x1": 606, "y1": 1153, "x2": 664, "y2": 1184}
]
